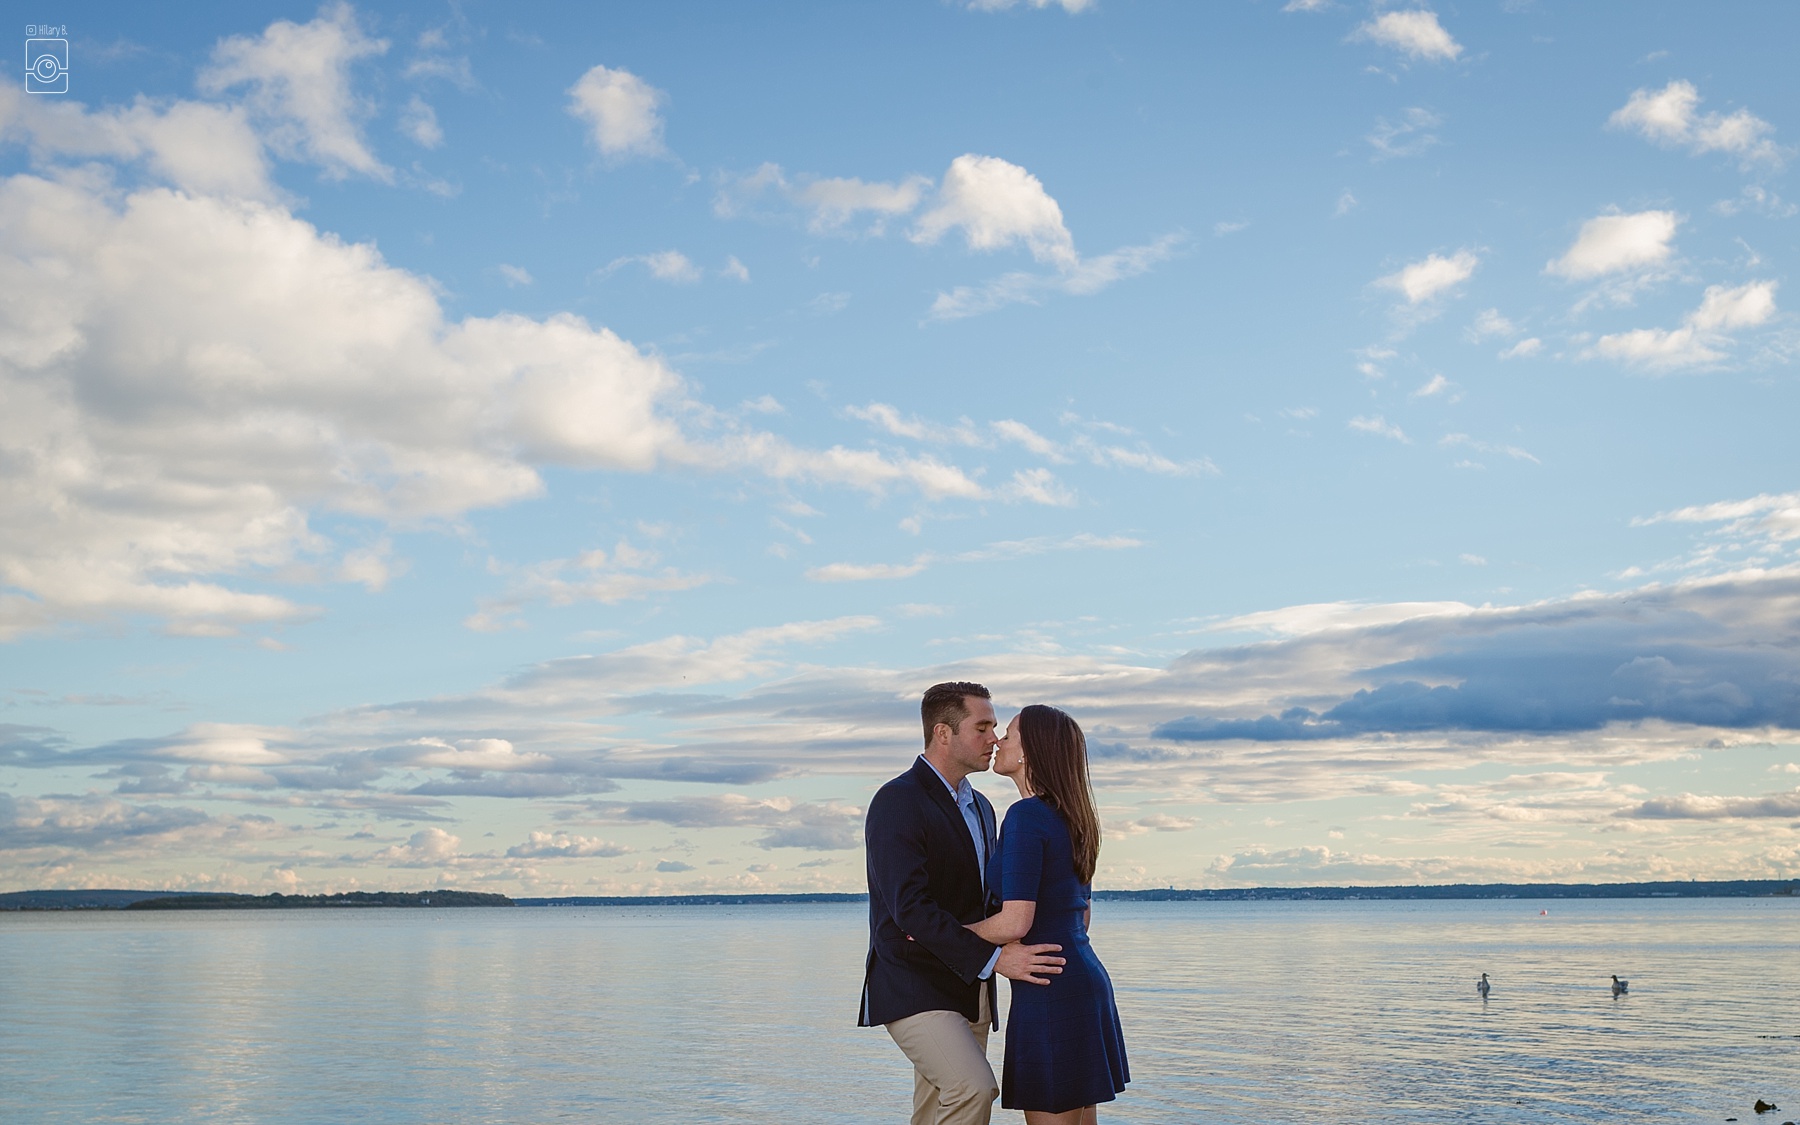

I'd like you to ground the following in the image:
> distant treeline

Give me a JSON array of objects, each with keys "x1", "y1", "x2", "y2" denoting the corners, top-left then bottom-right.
[
  {"x1": 517, "y1": 892, "x2": 867, "y2": 907},
  {"x1": 516, "y1": 880, "x2": 1798, "y2": 907},
  {"x1": 125, "y1": 890, "x2": 514, "y2": 910},
  {"x1": 1090, "y1": 879, "x2": 1800, "y2": 902},
  {"x1": 6, "y1": 880, "x2": 1796, "y2": 911}
]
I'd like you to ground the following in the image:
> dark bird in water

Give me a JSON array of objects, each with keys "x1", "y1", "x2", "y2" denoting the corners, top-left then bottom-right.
[
  {"x1": 1477, "y1": 973, "x2": 1491, "y2": 999},
  {"x1": 1611, "y1": 974, "x2": 1629, "y2": 996}
]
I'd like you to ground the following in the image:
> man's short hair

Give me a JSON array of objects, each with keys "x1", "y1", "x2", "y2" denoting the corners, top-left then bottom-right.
[{"x1": 921, "y1": 681, "x2": 991, "y2": 748}]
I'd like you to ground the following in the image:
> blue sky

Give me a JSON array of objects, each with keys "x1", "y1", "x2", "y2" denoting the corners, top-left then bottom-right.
[{"x1": 2, "y1": 0, "x2": 1797, "y2": 895}]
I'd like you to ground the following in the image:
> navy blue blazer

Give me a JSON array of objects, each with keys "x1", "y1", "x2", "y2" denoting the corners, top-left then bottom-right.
[{"x1": 859, "y1": 756, "x2": 1000, "y2": 1028}]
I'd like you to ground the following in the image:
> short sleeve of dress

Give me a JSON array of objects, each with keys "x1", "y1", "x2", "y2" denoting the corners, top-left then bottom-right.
[{"x1": 999, "y1": 799, "x2": 1048, "y2": 903}]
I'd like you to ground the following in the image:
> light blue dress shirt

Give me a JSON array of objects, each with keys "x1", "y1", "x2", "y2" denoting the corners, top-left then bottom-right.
[{"x1": 920, "y1": 755, "x2": 1002, "y2": 981}]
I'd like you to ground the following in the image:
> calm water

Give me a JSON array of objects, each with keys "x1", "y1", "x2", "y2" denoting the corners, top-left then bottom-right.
[{"x1": 2, "y1": 899, "x2": 1797, "y2": 1123}]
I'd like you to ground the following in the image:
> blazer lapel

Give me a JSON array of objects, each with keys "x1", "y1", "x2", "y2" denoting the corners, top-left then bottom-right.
[
  {"x1": 976, "y1": 793, "x2": 997, "y2": 905},
  {"x1": 911, "y1": 757, "x2": 983, "y2": 879}
]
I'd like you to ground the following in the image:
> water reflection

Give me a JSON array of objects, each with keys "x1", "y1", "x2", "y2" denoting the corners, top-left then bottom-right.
[{"x1": 1, "y1": 899, "x2": 1795, "y2": 1123}]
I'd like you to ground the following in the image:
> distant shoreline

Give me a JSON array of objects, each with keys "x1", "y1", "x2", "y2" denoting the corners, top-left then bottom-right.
[
  {"x1": 4, "y1": 879, "x2": 1795, "y2": 911},
  {"x1": 517, "y1": 879, "x2": 1799, "y2": 907}
]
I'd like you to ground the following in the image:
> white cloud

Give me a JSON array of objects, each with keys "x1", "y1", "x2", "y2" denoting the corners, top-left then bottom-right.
[
  {"x1": 1612, "y1": 81, "x2": 1702, "y2": 145},
  {"x1": 454, "y1": 618, "x2": 887, "y2": 712},
  {"x1": 955, "y1": 533, "x2": 1142, "y2": 564},
  {"x1": 1586, "y1": 280, "x2": 1778, "y2": 372},
  {"x1": 0, "y1": 792, "x2": 292, "y2": 859},
  {"x1": 1689, "y1": 279, "x2": 1778, "y2": 331},
  {"x1": 1354, "y1": 344, "x2": 1394, "y2": 379},
  {"x1": 1498, "y1": 338, "x2": 1542, "y2": 359},
  {"x1": 720, "y1": 256, "x2": 751, "y2": 283},
  {"x1": 1055, "y1": 413, "x2": 1217, "y2": 476},
  {"x1": 20, "y1": 567, "x2": 1800, "y2": 886},
  {"x1": 965, "y1": 0, "x2": 1094, "y2": 12},
  {"x1": 404, "y1": 28, "x2": 476, "y2": 90},
  {"x1": 1634, "y1": 489, "x2": 1800, "y2": 568},
  {"x1": 911, "y1": 154, "x2": 1077, "y2": 267},
  {"x1": 338, "y1": 541, "x2": 400, "y2": 591},
  {"x1": 720, "y1": 154, "x2": 1170, "y2": 318},
  {"x1": 292, "y1": 573, "x2": 1800, "y2": 807},
  {"x1": 399, "y1": 96, "x2": 442, "y2": 148},
  {"x1": 1625, "y1": 789, "x2": 1800, "y2": 820},
  {"x1": 1283, "y1": 0, "x2": 1332, "y2": 10},
  {"x1": 794, "y1": 174, "x2": 932, "y2": 232},
  {"x1": 1411, "y1": 374, "x2": 1451, "y2": 398},
  {"x1": 0, "y1": 161, "x2": 999, "y2": 638},
  {"x1": 994, "y1": 419, "x2": 1065, "y2": 460},
  {"x1": 516, "y1": 617, "x2": 887, "y2": 701},
  {"x1": 1589, "y1": 326, "x2": 1721, "y2": 370},
  {"x1": 498, "y1": 263, "x2": 533, "y2": 287},
  {"x1": 464, "y1": 541, "x2": 712, "y2": 632},
  {"x1": 198, "y1": 3, "x2": 391, "y2": 181},
  {"x1": 0, "y1": 85, "x2": 275, "y2": 200},
  {"x1": 1001, "y1": 468, "x2": 1077, "y2": 507},
  {"x1": 1367, "y1": 107, "x2": 1441, "y2": 160},
  {"x1": 714, "y1": 163, "x2": 931, "y2": 234},
  {"x1": 1352, "y1": 10, "x2": 1463, "y2": 62},
  {"x1": 722, "y1": 436, "x2": 988, "y2": 499},
  {"x1": 577, "y1": 795, "x2": 865, "y2": 851},
  {"x1": 370, "y1": 827, "x2": 462, "y2": 867},
  {"x1": 1468, "y1": 309, "x2": 1518, "y2": 339},
  {"x1": 643, "y1": 250, "x2": 702, "y2": 283},
  {"x1": 409, "y1": 737, "x2": 554, "y2": 773},
  {"x1": 599, "y1": 250, "x2": 708, "y2": 284},
  {"x1": 1377, "y1": 250, "x2": 1478, "y2": 304},
  {"x1": 805, "y1": 559, "x2": 929, "y2": 583},
  {"x1": 566, "y1": 64, "x2": 667, "y2": 159},
  {"x1": 1199, "y1": 845, "x2": 1691, "y2": 887},
  {"x1": 1609, "y1": 80, "x2": 1781, "y2": 167},
  {"x1": 844, "y1": 403, "x2": 982, "y2": 446},
  {"x1": 1713, "y1": 185, "x2": 1797, "y2": 219},
  {"x1": 806, "y1": 532, "x2": 1139, "y2": 583},
  {"x1": 1348, "y1": 415, "x2": 1409, "y2": 443},
  {"x1": 1545, "y1": 211, "x2": 1679, "y2": 280},
  {"x1": 506, "y1": 831, "x2": 634, "y2": 859},
  {"x1": 925, "y1": 233, "x2": 1183, "y2": 320},
  {"x1": 1077, "y1": 440, "x2": 1215, "y2": 476},
  {"x1": 1439, "y1": 433, "x2": 1539, "y2": 465}
]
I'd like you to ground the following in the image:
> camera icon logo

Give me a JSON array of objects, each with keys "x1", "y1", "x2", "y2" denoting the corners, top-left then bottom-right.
[{"x1": 26, "y1": 38, "x2": 68, "y2": 94}]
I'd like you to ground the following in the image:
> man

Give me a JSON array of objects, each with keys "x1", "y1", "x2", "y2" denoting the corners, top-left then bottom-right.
[{"x1": 860, "y1": 681, "x2": 1066, "y2": 1125}]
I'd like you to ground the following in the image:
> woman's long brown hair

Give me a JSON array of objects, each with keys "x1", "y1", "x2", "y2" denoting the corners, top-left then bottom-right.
[{"x1": 1017, "y1": 704, "x2": 1101, "y2": 884}]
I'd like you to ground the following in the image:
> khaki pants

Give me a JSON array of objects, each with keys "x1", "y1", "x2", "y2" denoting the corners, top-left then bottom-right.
[{"x1": 884, "y1": 987, "x2": 996, "y2": 1125}]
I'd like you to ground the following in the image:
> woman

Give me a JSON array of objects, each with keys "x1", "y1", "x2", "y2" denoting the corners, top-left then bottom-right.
[{"x1": 967, "y1": 704, "x2": 1129, "y2": 1125}]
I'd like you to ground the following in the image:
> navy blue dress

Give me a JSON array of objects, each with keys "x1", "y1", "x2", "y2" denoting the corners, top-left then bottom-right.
[{"x1": 992, "y1": 797, "x2": 1129, "y2": 1113}]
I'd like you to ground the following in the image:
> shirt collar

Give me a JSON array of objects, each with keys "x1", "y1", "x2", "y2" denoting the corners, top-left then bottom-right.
[{"x1": 918, "y1": 754, "x2": 972, "y2": 803}]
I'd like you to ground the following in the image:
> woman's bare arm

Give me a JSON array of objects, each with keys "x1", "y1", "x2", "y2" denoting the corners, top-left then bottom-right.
[{"x1": 966, "y1": 899, "x2": 1037, "y2": 944}]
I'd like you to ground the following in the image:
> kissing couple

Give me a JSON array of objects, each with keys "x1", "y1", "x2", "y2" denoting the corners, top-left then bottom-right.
[{"x1": 860, "y1": 682, "x2": 1130, "y2": 1125}]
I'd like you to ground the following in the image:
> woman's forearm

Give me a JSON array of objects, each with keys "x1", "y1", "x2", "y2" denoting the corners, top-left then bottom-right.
[
  {"x1": 965, "y1": 899, "x2": 1037, "y2": 944},
  {"x1": 965, "y1": 915, "x2": 1013, "y2": 943}
]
